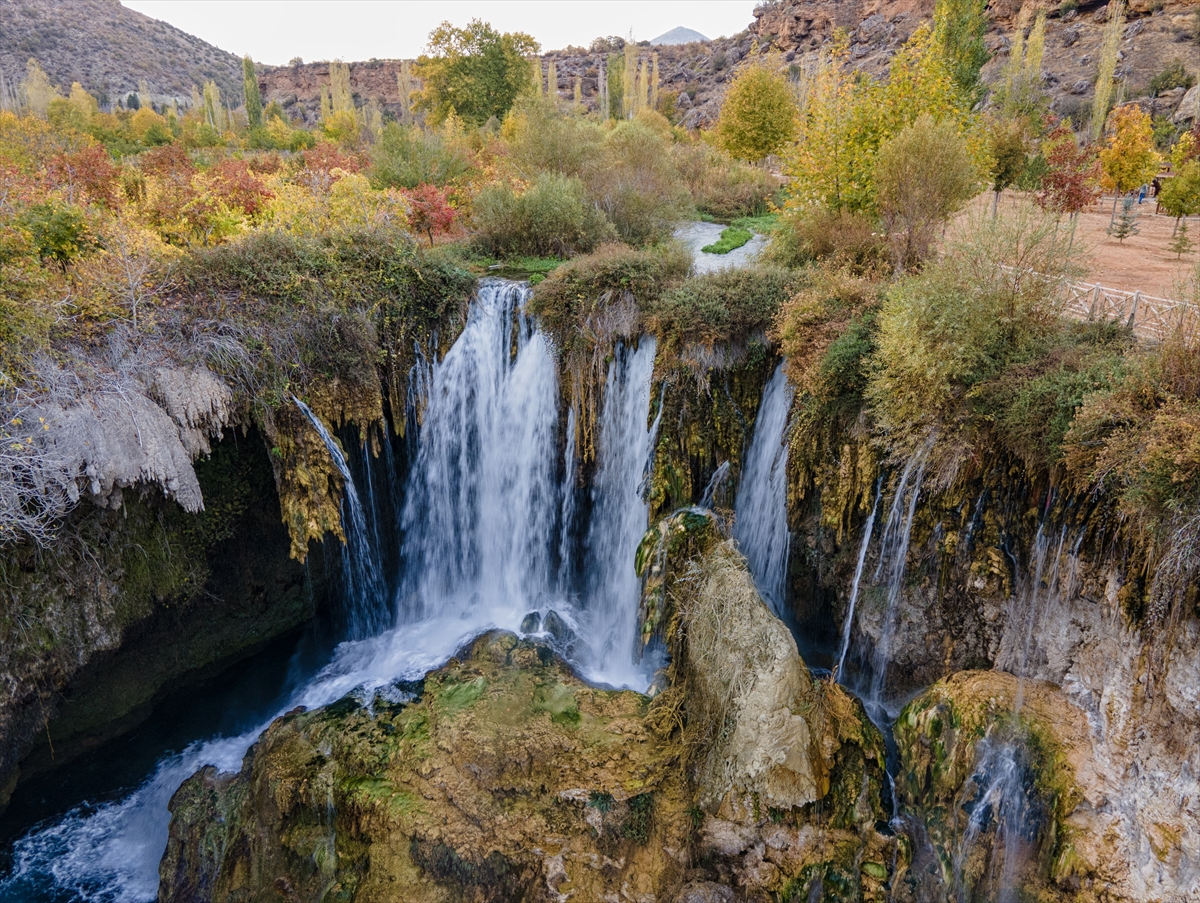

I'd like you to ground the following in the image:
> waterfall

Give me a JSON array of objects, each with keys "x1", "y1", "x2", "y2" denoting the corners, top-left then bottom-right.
[
  {"x1": 865, "y1": 439, "x2": 932, "y2": 710},
  {"x1": 0, "y1": 279, "x2": 671, "y2": 900},
  {"x1": 294, "y1": 398, "x2": 390, "y2": 638},
  {"x1": 395, "y1": 279, "x2": 561, "y2": 621},
  {"x1": 583, "y1": 338, "x2": 659, "y2": 688},
  {"x1": 834, "y1": 479, "x2": 881, "y2": 681},
  {"x1": 733, "y1": 362, "x2": 794, "y2": 617}
]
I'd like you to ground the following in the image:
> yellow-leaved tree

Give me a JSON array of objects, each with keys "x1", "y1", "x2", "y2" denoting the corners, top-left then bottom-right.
[
  {"x1": 1099, "y1": 105, "x2": 1159, "y2": 221},
  {"x1": 714, "y1": 59, "x2": 798, "y2": 163}
]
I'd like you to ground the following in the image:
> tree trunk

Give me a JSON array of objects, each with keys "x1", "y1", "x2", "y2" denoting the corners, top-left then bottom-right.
[
  {"x1": 993, "y1": 190, "x2": 1001, "y2": 219},
  {"x1": 1110, "y1": 192, "x2": 1119, "y2": 225}
]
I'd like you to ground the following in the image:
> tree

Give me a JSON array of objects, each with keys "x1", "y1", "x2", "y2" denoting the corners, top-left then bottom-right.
[
  {"x1": 1091, "y1": 0, "x2": 1125, "y2": 143},
  {"x1": 1158, "y1": 160, "x2": 1200, "y2": 234},
  {"x1": 403, "y1": 183, "x2": 456, "y2": 245},
  {"x1": 715, "y1": 60, "x2": 799, "y2": 162},
  {"x1": 21, "y1": 59, "x2": 57, "y2": 118},
  {"x1": 998, "y1": 8, "x2": 1047, "y2": 118},
  {"x1": 1099, "y1": 105, "x2": 1159, "y2": 221},
  {"x1": 1107, "y1": 196, "x2": 1139, "y2": 242},
  {"x1": 414, "y1": 20, "x2": 539, "y2": 126},
  {"x1": 1168, "y1": 219, "x2": 1194, "y2": 259},
  {"x1": 933, "y1": 0, "x2": 990, "y2": 101},
  {"x1": 875, "y1": 113, "x2": 982, "y2": 271},
  {"x1": 1036, "y1": 122, "x2": 1100, "y2": 248},
  {"x1": 988, "y1": 118, "x2": 1027, "y2": 216},
  {"x1": 243, "y1": 56, "x2": 263, "y2": 129}
]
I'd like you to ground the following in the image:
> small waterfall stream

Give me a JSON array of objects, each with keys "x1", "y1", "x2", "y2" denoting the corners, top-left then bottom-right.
[
  {"x1": 733, "y1": 362, "x2": 794, "y2": 617},
  {"x1": 0, "y1": 279, "x2": 667, "y2": 901},
  {"x1": 834, "y1": 478, "x2": 881, "y2": 681},
  {"x1": 583, "y1": 339, "x2": 661, "y2": 688}
]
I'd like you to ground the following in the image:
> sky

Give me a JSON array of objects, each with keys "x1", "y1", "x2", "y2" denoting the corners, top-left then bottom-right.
[{"x1": 121, "y1": 1, "x2": 760, "y2": 66}]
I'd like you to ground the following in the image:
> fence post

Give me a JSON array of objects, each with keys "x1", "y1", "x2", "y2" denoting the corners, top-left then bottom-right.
[
  {"x1": 1127, "y1": 291, "x2": 1141, "y2": 329},
  {"x1": 1089, "y1": 284, "x2": 1102, "y2": 320}
]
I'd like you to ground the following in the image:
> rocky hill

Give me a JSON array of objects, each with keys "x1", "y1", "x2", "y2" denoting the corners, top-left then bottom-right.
[{"x1": 0, "y1": 0, "x2": 243, "y2": 106}]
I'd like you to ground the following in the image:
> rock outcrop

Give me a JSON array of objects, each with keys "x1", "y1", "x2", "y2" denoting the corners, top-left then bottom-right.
[{"x1": 159, "y1": 547, "x2": 893, "y2": 902}]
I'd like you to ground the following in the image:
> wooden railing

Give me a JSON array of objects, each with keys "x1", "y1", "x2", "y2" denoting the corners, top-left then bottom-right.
[{"x1": 996, "y1": 265, "x2": 1199, "y2": 341}]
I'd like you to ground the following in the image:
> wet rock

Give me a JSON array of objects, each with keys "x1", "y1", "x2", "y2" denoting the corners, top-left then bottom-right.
[
  {"x1": 541, "y1": 609, "x2": 575, "y2": 647},
  {"x1": 675, "y1": 880, "x2": 735, "y2": 903},
  {"x1": 519, "y1": 611, "x2": 542, "y2": 634}
]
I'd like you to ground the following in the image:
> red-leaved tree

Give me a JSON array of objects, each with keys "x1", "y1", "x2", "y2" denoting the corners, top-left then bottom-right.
[
  {"x1": 404, "y1": 183, "x2": 456, "y2": 246},
  {"x1": 1036, "y1": 122, "x2": 1101, "y2": 220}
]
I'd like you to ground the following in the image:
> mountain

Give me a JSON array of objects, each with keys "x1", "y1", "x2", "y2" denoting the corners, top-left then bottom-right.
[
  {"x1": 0, "y1": 0, "x2": 243, "y2": 106},
  {"x1": 651, "y1": 26, "x2": 710, "y2": 45}
]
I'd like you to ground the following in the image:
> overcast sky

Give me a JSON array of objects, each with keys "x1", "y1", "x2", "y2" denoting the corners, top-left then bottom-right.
[{"x1": 122, "y1": 1, "x2": 760, "y2": 66}]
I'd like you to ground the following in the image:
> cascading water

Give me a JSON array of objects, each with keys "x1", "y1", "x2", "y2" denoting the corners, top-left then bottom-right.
[
  {"x1": 0, "y1": 278, "x2": 669, "y2": 900},
  {"x1": 583, "y1": 339, "x2": 660, "y2": 688},
  {"x1": 833, "y1": 478, "x2": 881, "y2": 681},
  {"x1": 395, "y1": 280, "x2": 561, "y2": 621},
  {"x1": 733, "y1": 362, "x2": 794, "y2": 617},
  {"x1": 294, "y1": 398, "x2": 390, "y2": 638}
]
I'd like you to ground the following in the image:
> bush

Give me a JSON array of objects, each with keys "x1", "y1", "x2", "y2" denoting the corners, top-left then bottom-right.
[
  {"x1": 672, "y1": 140, "x2": 778, "y2": 220},
  {"x1": 1148, "y1": 58, "x2": 1196, "y2": 96},
  {"x1": 501, "y1": 95, "x2": 605, "y2": 179},
  {"x1": 582, "y1": 117, "x2": 692, "y2": 245},
  {"x1": 529, "y1": 241, "x2": 690, "y2": 350},
  {"x1": 369, "y1": 123, "x2": 472, "y2": 189},
  {"x1": 472, "y1": 173, "x2": 616, "y2": 258},
  {"x1": 644, "y1": 266, "x2": 798, "y2": 348},
  {"x1": 714, "y1": 61, "x2": 799, "y2": 162},
  {"x1": 765, "y1": 208, "x2": 887, "y2": 272}
]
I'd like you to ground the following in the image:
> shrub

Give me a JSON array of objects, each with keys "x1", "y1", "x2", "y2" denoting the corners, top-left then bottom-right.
[
  {"x1": 368, "y1": 123, "x2": 472, "y2": 189},
  {"x1": 472, "y1": 173, "x2": 616, "y2": 258},
  {"x1": 765, "y1": 208, "x2": 887, "y2": 272},
  {"x1": 529, "y1": 241, "x2": 690, "y2": 349},
  {"x1": 644, "y1": 266, "x2": 798, "y2": 348},
  {"x1": 1148, "y1": 58, "x2": 1196, "y2": 96},
  {"x1": 500, "y1": 95, "x2": 605, "y2": 179},
  {"x1": 672, "y1": 140, "x2": 778, "y2": 220},
  {"x1": 582, "y1": 117, "x2": 692, "y2": 245},
  {"x1": 715, "y1": 61, "x2": 799, "y2": 162}
]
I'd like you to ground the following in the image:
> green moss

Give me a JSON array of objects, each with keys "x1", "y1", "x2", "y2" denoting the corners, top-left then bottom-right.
[
  {"x1": 621, "y1": 793, "x2": 654, "y2": 843},
  {"x1": 533, "y1": 682, "x2": 581, "y2": 727},
  {"x1": 437, "y1": 676, "x2": 487, "y2": 717},
  {"x1": 700, "y1": 226, "x2": 752, "y2": 255}
]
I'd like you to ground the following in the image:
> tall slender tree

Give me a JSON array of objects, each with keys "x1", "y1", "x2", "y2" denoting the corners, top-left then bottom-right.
[
  {"x1": 1091, "y1": 0, "x2": 1125, "y2": 143},
  {"x1": 243, "y1": 56, "x2": 263, "y2": 129},
  {"x1": 933, "y1": 0, "x2": 990, "y2": 101}
]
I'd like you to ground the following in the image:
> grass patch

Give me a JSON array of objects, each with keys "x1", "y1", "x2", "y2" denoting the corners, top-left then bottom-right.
[
  {"x1": 700, "y1": 226, "x2": 752, "y2": 255},
  {"x1": 437, "y1": 677, "x2": 487, "y2": 716},
  {"x1": 732, "y1": 213, "x2": 780, "y2": 234}
]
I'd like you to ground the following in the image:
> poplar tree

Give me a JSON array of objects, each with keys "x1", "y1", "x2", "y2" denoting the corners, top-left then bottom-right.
[
  {"x1": 1092, "y1": 1, "x2": 1125, "y2": 143},
  {"x1": 547, "y1": 60, "x2": 558, "y2": 100},
  {"x1": 202, "y1": 80, "x2": 221, "y2": 130},
  {"x1": 21, "y1": 59, "x2": 56, "y2": 118},
  {"x1": 933, "y1": 0, "x2": 990, "y2": 101},
  {"x1": 650, "y1": 52, "x2": 660, "y2": 112},
  {"x1": 397, "y1": 61, "x2": 415, "y2": 125},
  {"x1": 623, "y1": 49, "x2": 638, "y2": 118},
  {"x1": 330, "y1": 59, "x2": 355, "y2": 118},
  {"x1": 243, "y1": 55, "x2": 263, "y2": 129}
]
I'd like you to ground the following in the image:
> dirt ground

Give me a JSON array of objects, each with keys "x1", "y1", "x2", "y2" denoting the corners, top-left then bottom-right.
[{"x1": 987, "y1": 191, "x2": 1200, "y2": 300}]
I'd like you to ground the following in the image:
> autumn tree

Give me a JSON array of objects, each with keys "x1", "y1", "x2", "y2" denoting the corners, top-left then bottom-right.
[
  {"x1": 1159, "y1": 161, "x2": 1200, "y2": 235},
  {"x1": 933, "y1": 0, "x2": 990, "y2": 100},
  {"x1": 875, "y1": 113, "x2": 982, "y2": 271},
  {"x1": 715, "y1": 60, "x2": 799, "y2": 162},
  {"x1": 404, "y1": 183, "x2": 456, "y2": 245},
  {"x1": 414, "y1": 20, "x2": 539, "y2": 126},
  {"x1": 243, "y1": 56, "x2": 263, "y2": 129},
  {"x1": 1091, "y1": 1, "x2": 1125, "y2": 143},
  {"x1": 988, "y1": 118, "x2": 1027, "y2": 216},
  {"x1": 1036, "y1": 122, "x2": 1100, "y2": 245},
  {"x1": 997, "y1": 7, "x2": 1047, "y2": 118},
  {"x1": 1099, "y1": 105, "x2": 1159, "y2": 221}
]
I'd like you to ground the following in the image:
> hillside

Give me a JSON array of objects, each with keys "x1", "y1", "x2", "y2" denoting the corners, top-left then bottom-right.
[{"x1": 0, "y1": 0, "x2": 243, "y2": 106}]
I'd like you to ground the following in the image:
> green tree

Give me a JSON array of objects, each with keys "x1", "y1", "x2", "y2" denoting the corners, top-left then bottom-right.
[
  {"x1": 1158, "y1": 160, "x2": 1200, "y2": 234},
  {"x1": 876, "y1": 113, "x2": 982, "y2": 271},
  {"x1": 1091, "y1": 0, "x2": 1125, "y2": 143},
  {"x1": 1167, "y1": 219, "x2": 1194, "y2": 259},
  {"x1": 715, "y1": 60, "x2": 799, "y2": 162},
  {"x1": 933, "y1": 0, "x2": 990, "y2": 100},
  {"x1": 998, "y1": 8, "x2": 1047, "y2": 117},
  {"x1": 414, "y1": 19, "x2": 539, "y2": 126},
  {"x1": 988, "y1": 118, "x2": 1028, "y2": 216},
  {"x1": 1107, "y1": 197, "x2": 1139, "y2": 242},
  {"x1": 243, "y1": 56, "x2": 262, "y2": 129}
]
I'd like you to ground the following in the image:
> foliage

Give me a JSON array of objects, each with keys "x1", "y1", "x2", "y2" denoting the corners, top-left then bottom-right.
[
  {"x1": 671, "y1": 139, "x2": 777, "y2": 220},
  {"x1": 714, "y1": 60, "x2": 799, "y2": 162},
  {"x1": 1158, "y1": 160, "x2": 1200, "y2": 224},
  {"x1": 933, "y1": 0, "x2": 990, "y2": 100},
  {"x1": 784, "y1": 26, "x2": 976, "y2": 216},
  {"x1": 765, "y1": 208, "x2": 887, "y2": 272},
  {"x1": 700, "y1": 226, "x2": 752, "y2": 254},
  {"x1": 1099, "y1": 106, "x2": 1159, "y2": 203},
  {"x1": 414, "y1": 19, "x2": 540, "y2": 126},
  {"x1": 1168, "y1": 220, "x2": 1195, "y2": 259},
  {"x1": 404, "y1": 183, "x2": 456, "y2": 245},
  {"x1": 643, "y1": 266, "x2": 797, "y2": 348},
  {"x1": 20, "y1": 202, "x2": 97, "y2": 270},
  {"x1": 1107, "y1": 197, "x2": 1139, "y2": 242},
  {"x1": 243, "y1": 56, "x2": 263, "y2": 130},
  {"x1": 875, "y1": 113, "x2": 982, "y2": 271},
  {"x1": 528, "y1": 242, "x2": 690, "y2": 351},
  {"x1": 867, "y1": 207, "x2": 1078, "y2": 460},
  {"x1": 500, "y1": 95, "x2": 604, "y2": 179},
  {"x1": 1148, "y1": 58, "x2": 1196, "y2": 96},
  {"x1": 1091, "y1": 1, "x2": 1125, "y2": 143},
  {"x1": 1035, "y1": 122, "x2": 1101, "y2": 216},
  {"x1": 988, "y1": 118, "x2": 1028, "y2": 205},
  {"x1": 581, "y1": 115, "x2": 692, "y2": 245},
  {"x1": 472, "y1": 173, "x2": 616, "y2": 258},
  {"x1": 369, "y1": 122, "x2": 472, "y2": 189},
  {"x1": 996, "y1": 8, "x2": 1048, "y2": 118}
]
